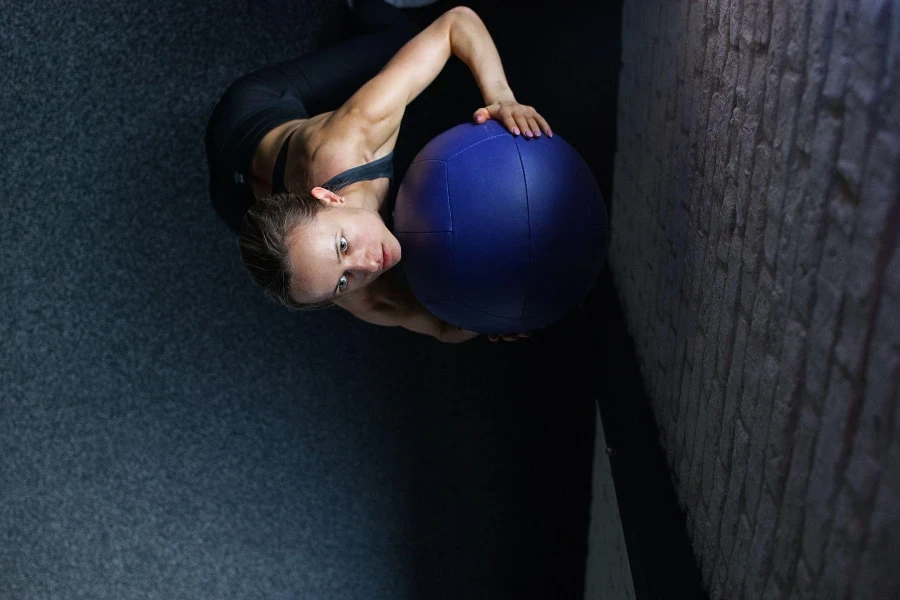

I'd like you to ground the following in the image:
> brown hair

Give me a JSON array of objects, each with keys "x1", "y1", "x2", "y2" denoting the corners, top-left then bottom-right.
[{"x1": 238, "y1": 189, "x2": 336, "y2": 311}]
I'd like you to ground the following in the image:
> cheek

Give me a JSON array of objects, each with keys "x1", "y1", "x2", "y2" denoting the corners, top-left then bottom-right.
[{"x1": 367, "y1": 215, "x2": 389, "y2": 240}]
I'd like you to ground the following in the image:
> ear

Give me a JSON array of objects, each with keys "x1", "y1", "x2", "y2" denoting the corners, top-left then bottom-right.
[{"x1": 311, "y1": 187, "x2": 344, "y2": 206}]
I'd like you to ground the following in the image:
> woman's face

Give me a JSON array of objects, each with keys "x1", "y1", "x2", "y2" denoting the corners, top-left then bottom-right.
[{"x1": 286, "y1": 199, "x2": 402, "y2": 305}]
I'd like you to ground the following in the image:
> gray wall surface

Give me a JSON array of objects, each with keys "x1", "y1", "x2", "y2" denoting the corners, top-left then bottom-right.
[
  {"x1": 609, "y1": 0, "x2": 899, "y2": 597},
  {"x1": 583, "y1": 403, "x2": 635, "y2": 600}
]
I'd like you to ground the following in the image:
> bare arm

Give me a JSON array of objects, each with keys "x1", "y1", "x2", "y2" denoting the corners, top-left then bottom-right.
[
  {"x1": 329, "y1": 6, "x2": 514, "y2": 152},
  {"x1": 352, "y1": 301, "x2": 480, "y2": 344}
]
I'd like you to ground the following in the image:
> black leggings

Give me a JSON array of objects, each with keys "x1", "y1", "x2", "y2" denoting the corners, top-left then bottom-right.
[{"x1": 205, "y1": 0, "x2": 421, "y2": 235}]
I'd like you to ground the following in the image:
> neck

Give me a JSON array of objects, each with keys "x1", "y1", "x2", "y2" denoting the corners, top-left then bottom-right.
[{"x1": 340, "y1": 181, "x2": 384, "y2": 214}]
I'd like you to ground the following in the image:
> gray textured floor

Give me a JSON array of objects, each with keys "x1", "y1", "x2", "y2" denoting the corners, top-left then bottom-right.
[{"x1": 1, "y1": 1, "x2": 621, "y2": 598}]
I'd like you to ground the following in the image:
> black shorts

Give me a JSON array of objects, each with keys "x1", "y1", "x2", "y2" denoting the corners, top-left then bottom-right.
[{"x1": 205, "y1": 1, "x2": 420, "y2": 235}]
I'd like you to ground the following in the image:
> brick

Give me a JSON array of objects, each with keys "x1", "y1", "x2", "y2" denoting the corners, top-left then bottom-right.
[
  {"x1": 835, "y1": 132, "x2": 900, "y2": 374},
  {"x1": 792, "y1": 116, "x2": 843, "y2": 326},
  {"x1": 801, "y1": 367, "x2": 852, "y2": 574},
  {"x1": 848, "y1": 285, "x2": 900, "y2": 493},
  {"x1": 686, "y1": 340, "x2": 707, "y2": 470},
  {"x1": 740, "y1": 143, "x2": 772, "y2": 315},
  {"x1": 821, "y1": 0, "x2": 857, "y2": 103},
  {"x1": 754, "y1": 0, "x2": 772, "y2": 48},
  {"x1": 850, "y1": 0, "x2": 892, "y2": 107},
  {"x1": 738, "y1": 0, "x2": 756, "y2": 50},
  {"x1": 728, "y1": 0, "x2": 743, "y2": 49},
  {"x1": 791, "y1": 558, "x2": 815, "y2": 600},
  {"x1": 844, "y1": 449, "x2": 881, "y2": 505},
  {"x1": 725, "y1": 515, "x2": 752, "y2": 597},
  {"x1": 763, "y1": 576, "x2": 783, "y2": 600},
  {"x1": 711, "y1": 550, "x2": 729, "y2": 600},
  {"x1": 702, "y1": 378, "x2": 725, "y2": 500},
  {"x1": 690, "y1": 392, "x2": 710, "y2": 503},
  {"x1": 708, "y1": 456, "x2": 730, "y2": 552},
  {"x1": 795, "y1": 0, "x2": 838, "y2": 154},
  {"x1": 720, "y1": 418, "x2": 750, "y2": 558},
  {"x1": 771, "y1": 405, "x2": 820, "y2": 587},
  {"x1": 804, "y1": 277, "x2": 841, "y2": 409},
  {"x1": 703, "y1": 520, "x2": 719, "y2": 589},
  {"x1": 852, "y1": 452, "x2": 900, "y2": 599},
  {"x1": 694, "y1": 503, "x2": 709, "y2": 565},
  {"x1": 743, "y1": 485, "x2": 777, "y2": 599},
  {"x1": 814, "y1": 487, "x2": 863, "y2": 599},
  {"x1": 675, "y1": 341, "x2": 693, "y2": 470},
  {"x1": 718, "y1": 315, "x2": 749, "y2": 466},
  {"x1": 705, "y1": 0, "x2": 720, "y2": 33},
  {"x1": 704, "y1": 266, "x2": 726, "y2": 371},
  {"x1": 884, "y1": 3, "x2": 900, "y2": 131},
  {"x1": 834, "y1": 91, "x2": 871, "y2": 198},
  {"x1": 744, "y1": 355, "x2": 778, "y2": 517},
  {"x1": 747, "y1": 49, "x2": 770, "y2": 117},
  {"x1": 751, "y1": 265, "x2": 776, "y2": 364},
  {"x1": 786, "y1": 0, "x2": 811, "y2": 72},
  {"x1": 773, "y1": 318, "x2": 807, "y2": 404},
  {"x1": 776, "y1": 171, "x2": 808, "y2": 285},
  {"x1": 763, "y1": 72, "x2": 802, "y2": 271},
  {"x1": 735, "y1": 115, "x2": 757, "y2": 233},
  {"x1": 886, "y1": 241, "x2": 899, "y2": 303}
]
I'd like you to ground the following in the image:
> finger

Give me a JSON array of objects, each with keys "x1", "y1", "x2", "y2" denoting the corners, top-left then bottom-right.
[
  {"x1": 515, "y1": 115, "x2": 532, "y2": 137},
  {"x1": 503, "y1": 115, "x2": 520, "y2": 136},
  {"x1": 473, "y1": 108, "x2": 488, "y2": 123},
  {"x1": 535, "y1": 113, "x2": 552, "y2": 136},
  {"x1": 488, "y1": 334, "x2": 498, "y2": 342},
  {"x1": 526, "y1": 116, "x2": 541, "y2": 137}
]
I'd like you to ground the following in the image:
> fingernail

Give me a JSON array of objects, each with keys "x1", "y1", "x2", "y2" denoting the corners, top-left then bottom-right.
[
  {"x1": 524, "y1": 130, "x2": 532, "y2": 137},
  {"x1": 513, "y1": 128, "x2": 520, "y2": 135},
  {"x1": 548, "y1": 130, "x2": 553, "y2": 137}
]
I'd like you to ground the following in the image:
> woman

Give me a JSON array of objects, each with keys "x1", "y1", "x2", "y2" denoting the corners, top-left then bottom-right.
[{"x1": 206, "y1": 1, "x2": 551, "y2": 343}]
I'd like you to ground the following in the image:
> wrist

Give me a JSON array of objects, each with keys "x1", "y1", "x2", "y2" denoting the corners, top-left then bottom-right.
[{"x1": 485, "y1": 86, "x2": 516, "y2": 106}]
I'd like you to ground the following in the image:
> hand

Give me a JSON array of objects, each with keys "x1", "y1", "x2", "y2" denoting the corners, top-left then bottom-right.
[
  {"x1": 473, "y1": 101, "x2": 552, "y2": 139},
  {"x1": 488, "y1": 331, "x2": 532, "y2": 343}
]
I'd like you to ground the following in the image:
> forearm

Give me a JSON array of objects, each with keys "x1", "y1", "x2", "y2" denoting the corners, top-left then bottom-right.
[{"x1": 448, "y1": 7, "x2": 516, "y2": 106}]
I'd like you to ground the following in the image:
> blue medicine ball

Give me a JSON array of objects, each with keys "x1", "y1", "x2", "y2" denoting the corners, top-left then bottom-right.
[{"x1": 392, "y1": 120, "x2": 609, "y2": 334}]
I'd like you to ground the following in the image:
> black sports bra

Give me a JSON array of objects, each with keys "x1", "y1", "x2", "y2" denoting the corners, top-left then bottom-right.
[{"x1": 271, "y1": 130, "x2": 395, "y2": 195}]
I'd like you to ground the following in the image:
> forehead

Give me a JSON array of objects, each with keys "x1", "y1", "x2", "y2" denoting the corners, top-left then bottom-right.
[{"x1": 286, "y1": 213, "x2": 338, "y2": 304}]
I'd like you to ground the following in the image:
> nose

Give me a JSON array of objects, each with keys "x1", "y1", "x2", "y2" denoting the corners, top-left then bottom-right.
[{"x1": 351, "y1": 246, "x2": 381, "y2": 274}]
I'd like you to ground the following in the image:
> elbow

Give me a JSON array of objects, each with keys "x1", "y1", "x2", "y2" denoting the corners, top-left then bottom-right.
[{"x1": 446, "y1": 5, "x2": 479, "y2": 21}]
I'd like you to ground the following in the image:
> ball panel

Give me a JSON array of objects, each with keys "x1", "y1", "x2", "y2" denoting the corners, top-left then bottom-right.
[
  {"x1": 517, "y1": 132, "x2": 609, "y2": 319},
  {"x1": 396, "y1": 232, "x2": 453, "y2": 302},
  {"x1": 392, "y1": 160, "x2": 451, "y2": 233},
  {"x1": 412, "y1": 120, "x2": 512, "y2": 162},
  {"x1": 447, "y1": 132, "x2": 530, "y2": 318}
]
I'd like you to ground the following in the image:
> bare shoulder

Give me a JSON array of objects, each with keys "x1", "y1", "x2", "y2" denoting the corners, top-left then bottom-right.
[
  {"x1": 334, "y1": 270, "x2": 416, "y2": 319},
  {"x1": 335, "y1": 271, "x2": 444, "y2": 339},
  {"x1": 315, "y1": 105, "x2": 401, "y2": 169}
]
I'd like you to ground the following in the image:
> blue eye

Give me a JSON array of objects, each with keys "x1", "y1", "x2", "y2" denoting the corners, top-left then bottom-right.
[{"x1": 338, "y1": 237, "x2": 348, "y2": 292}]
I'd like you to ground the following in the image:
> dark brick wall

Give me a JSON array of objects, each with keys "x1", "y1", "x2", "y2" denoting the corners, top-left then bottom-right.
[{"x1": 608, "y1": 0, "x2": 899, "y2": 597}]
